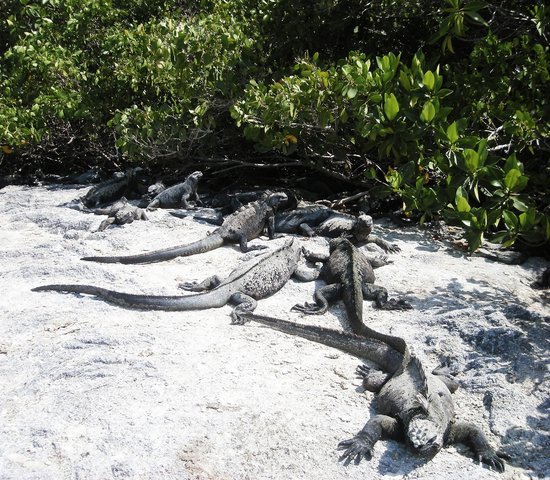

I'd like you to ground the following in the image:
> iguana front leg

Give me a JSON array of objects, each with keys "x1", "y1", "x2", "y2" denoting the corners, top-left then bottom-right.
[
  {"x1": 365, "y1": 234, "x2": 400, "y2": 253},
  {"x1": 96, "y1": 217, "x2": 115, "y2": 232},
  {"x1": 337, "y1": 414, "x2": 402, "y2": 465},
  {"x1": 291, "y1": 283, "x2": 342, "y2": 314},
  {"x1": 266, "y1": 210, "x2": 277, "y2": 239},
  {"x1": 446, "y1": 422, "x2": 507, "y2": 472},
  {"x1": 238, "y1": 234, "x2": 268, "y2": 252}
]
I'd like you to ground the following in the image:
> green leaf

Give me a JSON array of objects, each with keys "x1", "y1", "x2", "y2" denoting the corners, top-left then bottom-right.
[
  {"x1": 456, "y1": 196, "x2": 471, "y2": 213},
  {"x1": 347, "y1": 86, "x2": 357, "y2": 99},
  {"x1": 420, "y1": 101, "x2": 436, "y2": 123},
  {"x1": 503, "y1": 210, "x2": 518, "y2": 231},
  {"x1": 519, "y1": 208, "x2": 537, "y2": 231},
  {"x1": 504, "y1": 168, "x2": 521, "y2": 191},
  {"x1": 446, "y1": 121, "x2": 458, "y2": 143},
  {"x1": 399, "y1": 71, "x2": 411, "y2": 91},
  {"x1": 466, "y1": 230, "x2": 484, "y2": 252},
  {"x1": 512, "y1": 197, "x2": 529, "y2": 212},
  {"x1": 383, "y1": 93, "x2": 399, "y2": 121},
  {"x1": 503, "y1": 153, "x2": 520, "y2": 173},
  {"x1": 465, "y1": 10, "x2": 489, "y2": 27},
  {"x1": 422, "y1": 71, "x2": 435, "y2": 90},
  {"x1": 463, "y1": 149, "x2": 479, "y2": 172}
]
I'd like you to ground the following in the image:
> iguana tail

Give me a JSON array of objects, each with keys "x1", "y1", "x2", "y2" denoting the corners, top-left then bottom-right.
[
  {"x1": 81, "y1": 232, "x2": 225, "y2": 264},
  {"x1": 238, "y1": 313, "x2": 403, "y2": 374},
  {"x1": 32, "y1": 283, "x2": 230, "y2": 310}
]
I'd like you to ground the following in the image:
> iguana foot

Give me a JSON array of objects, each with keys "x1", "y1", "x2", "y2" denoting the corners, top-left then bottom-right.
[
  {"x1": 477, "y1": 448, "x2": 508, "y2": 472},
  {"x1": 386, "y1": 243, "x2": 400, "y2": 253},
  {"x1": 230, "y1": 312, "x2": 251, "y2": 325},
  {"x1": 337, "y1": 433, "x2": 374, "y2": 465},
  {"x1": 178, "y1": 281, "x2": 203, "y2": 291},
  {"x1": 291, "y1": 302, "x2": 323, "y2": 314}
]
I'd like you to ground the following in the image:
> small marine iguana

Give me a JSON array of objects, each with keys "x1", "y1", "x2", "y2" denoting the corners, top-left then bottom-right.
[
  {"x1": 275, "y1": 204, "x2": 400, "y2": 252},
  {"x1": 33, "y1": 238, "x2": 314, "y2": 320},
  {"x1": 93, "y1": 197, "x2": 148, "y2": 232},
  {"x1": 234, "y1": 313, "x2": 506, "y2": 472},
  {"x1": 81, "y1": 167, "x2": 146, "y2": 208},
  {"x1": 531, "y1": 266, "x2": 550, "y2": 289},
  {"x1": 147, "y1": 171, "x2": 203, "y2": 209},
  {"x1": 81, "y1": 191, "x2": 288, "y2": 264},
  {"x1": 292, "y1": 238, "x2": 411, "y2": 334}
]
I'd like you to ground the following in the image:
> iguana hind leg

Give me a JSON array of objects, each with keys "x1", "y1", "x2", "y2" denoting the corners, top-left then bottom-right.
[
  {"x1": 291, "y1": 283, "x2": 342, "y2": 315},
  {"x1": 229, "y1": 292, "x2": 258, "y2": 323},
  {"x1": 356, "y1": 364, "x2": 392, "y2": 393},
  {"x1": 179, "y1": 275, "x2": 222, "y2": 292},
  {"x1": 362, "y1": 284, "x2": 412, "y2": 310},
  {"x1": 446, "y1": 422, "x2": 507, "y2": 472},
  {"x1": 338, "y1": 414, "x2": 402, "y2": 465}
]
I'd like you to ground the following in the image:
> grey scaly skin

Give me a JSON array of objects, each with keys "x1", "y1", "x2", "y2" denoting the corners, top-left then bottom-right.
[
  {"x1": 275, "y1": 205, "x2": 400, "y2": 252},
  {"x1": 292, "y1": 238, "x2": 412, "y2": 334},
  {"x1": 147, "y1": 171, "x2": 203, "y2": 209},
  {"x1": 81, "y1": 191, "x2": 288, "y2": 264},
  {"x1": 33, "y1": 238, "x2": 313, "y2": 321},
  {"x1": 235, "y1": 312, "x2": 507, "y2": 472},
  {"x1": 93, "y1": 197, "x2": 149, "y2": 232},
  {"x1": 81, "y1": 167, "x2": 146, "y2": 208}
]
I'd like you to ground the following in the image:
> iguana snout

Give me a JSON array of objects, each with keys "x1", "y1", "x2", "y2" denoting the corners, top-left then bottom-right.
[{"x1": 407, "y1": 417, "x2": 444, "y2": 457}]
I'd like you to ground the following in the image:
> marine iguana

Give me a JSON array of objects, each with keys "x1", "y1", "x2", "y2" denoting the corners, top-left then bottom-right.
[
  {"x1": 81, "y1": 191, "x2": 288, "y2": 264},
  {"x1": 147, "y1": 171, "x2": 203, "y2": 209},
  {"x1": 81, "y1": 167, "x2": 146, "y2": 208},
  {"x1": 292, "y1": 238, "x2": 411, "y2": 334},
  {"x1": 234, "y1": 312, "x2": 506, "y2": 472},
  {"x1": 33, "y1": 238, "x2": 314, "y2": 321},
  {"x1": 138, "y1": 181, "x2": 166, "y2": 207},
  {"x1": 531, "y1": 266, "x2": 550, "y2": 289},
  {"x1": 275, "y1": 204, "x2": 400, "y2": 252},
  {"x1": 93, "y1": 197, "x2": 148, "y2": 231}
]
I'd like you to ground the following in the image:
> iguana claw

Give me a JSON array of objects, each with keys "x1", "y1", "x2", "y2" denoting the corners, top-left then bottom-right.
[
  {"x1": 337, "y1": 434, "x2": 374, "y2": 465},
  {"x1": 477, "y1": 449, "x2": 507, "y2": 472}
]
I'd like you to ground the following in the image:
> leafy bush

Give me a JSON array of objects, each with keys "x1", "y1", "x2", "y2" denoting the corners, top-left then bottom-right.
[{"x1": 0, "y1": 0, "x2": 548, "y2": 250}]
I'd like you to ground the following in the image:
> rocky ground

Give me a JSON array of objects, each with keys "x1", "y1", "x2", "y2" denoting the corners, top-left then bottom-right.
[{"x1": 0, "y1": 184, "x2": 548, "y2": 480}]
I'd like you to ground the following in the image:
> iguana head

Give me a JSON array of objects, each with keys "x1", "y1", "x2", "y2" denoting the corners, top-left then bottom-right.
[
  {"x1": 406, "y1": 416, "x2": 445, "y2": 457},
  {"x1": 267, "y1": 191, "x2": 289, "y2": 209},
  {"x1": 189, "y1": 171, "x2": 203, "y2": 180},
  {"x1": 353, "y1": 214, "x2": 374, "y2": 242},
  {"x1": 405, "y1": 388, "x2": 453, "y2": 457}
]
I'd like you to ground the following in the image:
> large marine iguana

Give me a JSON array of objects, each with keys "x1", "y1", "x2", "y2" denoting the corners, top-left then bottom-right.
[
  {"x1": 81, "y1": 167, "x2": 147, "y2": 208},
  {"x1": 275, "y1": 204, "x2": 399, "y2": 252},
  {"x1": 33, "y1": 238, "x2": 314, "y2": 321},
  {"x1": 81, "y1": 191, "x2": 288, "y2": 264},
  {"x1": 292, "y1": 238, "x2": 411, "y2": 334},
  {"x1": 234, "y1": 313, "x2": 506, "y2": 472},
  {"x1": 147, "y1": 171, "x2": 203, "y2": 209},
  {"x1": 93, "y1": 197, "x2": 149, "y2": 231}
]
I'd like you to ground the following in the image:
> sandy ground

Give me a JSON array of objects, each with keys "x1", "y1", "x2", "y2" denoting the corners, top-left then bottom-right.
[{"x1": 0, "y1": 184, "x2": 548, "y2": 480}]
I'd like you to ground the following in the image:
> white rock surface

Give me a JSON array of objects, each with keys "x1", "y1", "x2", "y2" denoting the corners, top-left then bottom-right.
[{"x1": 0, "y1": 184, "x2": 548, "y2": 480}]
